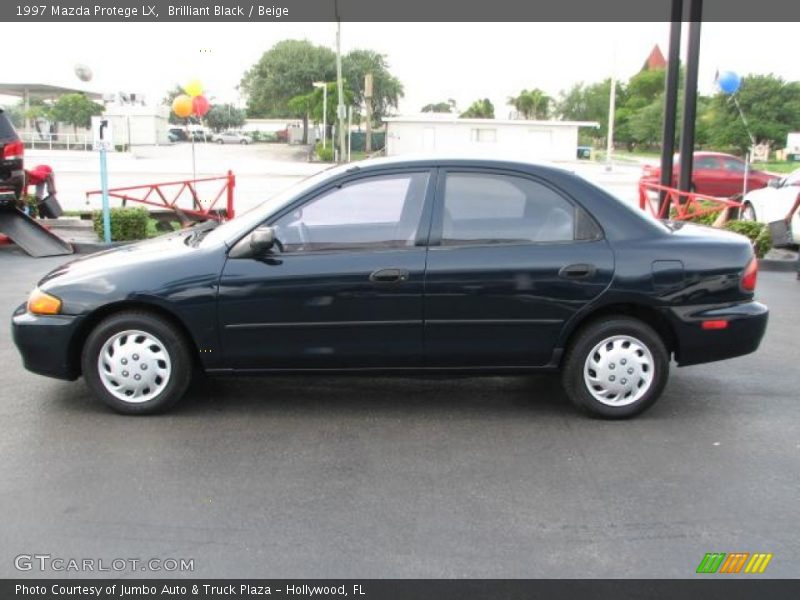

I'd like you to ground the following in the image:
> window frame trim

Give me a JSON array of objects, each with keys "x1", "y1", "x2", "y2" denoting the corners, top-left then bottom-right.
[{"x1": 428, "y1": 167, "x2": 604, "y2": 249}]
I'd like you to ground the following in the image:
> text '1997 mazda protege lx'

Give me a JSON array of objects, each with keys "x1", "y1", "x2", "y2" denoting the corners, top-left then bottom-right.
[{"x1": 12, "y1": 157, "x2": 768, "y2": 418}]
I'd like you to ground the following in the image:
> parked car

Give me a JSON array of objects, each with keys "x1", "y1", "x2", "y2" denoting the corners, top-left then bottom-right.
[
  {"x1": 641, "y1": 152, "x2": 777, "y2": 198},
  {"x1": 740, "y1": 167, "x2": 800, "y2": 244},
  {"x1": 167, "y1": 127, "x2": 189, "y2": 142},
  {"x1": 12, "y1": 157, "x2": 768, "y2": 418},
  {"x1": 212, "y1": 131, "x2": 252, "y2": 145},
  {"x1": 0, "y1": 107, "x2": 25, "y2": 198}
]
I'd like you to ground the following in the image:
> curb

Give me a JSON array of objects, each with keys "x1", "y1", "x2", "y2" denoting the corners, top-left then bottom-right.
[{"x1": 759, "y1": 257, "x2": 797, "y2": 272}]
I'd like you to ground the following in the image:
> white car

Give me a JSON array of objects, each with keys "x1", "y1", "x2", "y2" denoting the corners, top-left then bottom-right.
[
  {"x1": 741, "y1": 168, "x2": 800, "y2": 244},
  {"x1": 211, "y1": 131, "x2": 252, "y2": 145}
]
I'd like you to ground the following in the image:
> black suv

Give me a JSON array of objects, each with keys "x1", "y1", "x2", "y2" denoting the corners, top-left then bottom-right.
[{"x1": 0, "y1": 107, "x2": 24, "y2": 199}]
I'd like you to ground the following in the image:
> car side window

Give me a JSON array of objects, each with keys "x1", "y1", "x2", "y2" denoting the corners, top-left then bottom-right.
[
  {"x1": 440, "y1": 172, "x2": 598, "y2": 246},
  {"x1": 722, "y1": 157, "x2": 746, "y2": 172},
  {"x1": 272, "y1": 172, "x2": 429, "y2": 253},
  {"x1": 694, "y1": 156, "x2": 720, "y2": 170}
]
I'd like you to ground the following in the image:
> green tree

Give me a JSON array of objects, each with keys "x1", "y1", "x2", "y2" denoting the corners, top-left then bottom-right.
[
  {"x1": 205, "y1": 103, "x2": 247, "y2": 132},
  {"x1": 508, "y1": 88, "x2": 551, "y2": 120},
  {"x1": 422, "y1": 99, "x2": 456, "y2": 113},
  {"x1": 342, "y1": 49, "x2": 404, "y2": 126},
  {"x1": 49, "y1": 93, "x2": 104, "y2": 132},
  {"x1": 556, "y1": 80, "x2": 625, "y2": 142},
  {"x1": 705, "y1": 74, "x2": 800, "y2": 153},
  {"x1": 460, "y1": 98, "x2": 494, "y2": 119},
  {"x1": 288, "y1": 82, "x2": 353, "y2": 141},
  {"x1": 241, "y1": 40, "x2": 336, "y2": 143}
]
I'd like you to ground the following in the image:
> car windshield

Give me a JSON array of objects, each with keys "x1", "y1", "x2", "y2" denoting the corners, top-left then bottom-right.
[{"x1": 199, "y1": 163, "x2": 350, "y2": 247}]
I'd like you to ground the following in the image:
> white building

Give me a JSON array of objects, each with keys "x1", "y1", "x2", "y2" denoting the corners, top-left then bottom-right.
[
  {"x1": 384, "y1": 115, "x2": 598, "y2": 161},
  {"x1": 101, "y1": 103, "x2": 171, "y2": 147}
]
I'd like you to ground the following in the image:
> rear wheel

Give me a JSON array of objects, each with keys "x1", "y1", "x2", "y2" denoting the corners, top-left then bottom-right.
[
  {"x1": 561, "y1": 317, "x2": 669, "y2": 418},
  {"x1": 81, "y1": 311, "x2": 193, "y2": 414}
]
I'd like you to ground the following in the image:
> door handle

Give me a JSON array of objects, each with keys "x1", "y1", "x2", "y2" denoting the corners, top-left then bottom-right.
[
  {"x1": 559, "y1": 263, "x2": 596, "y2": 279},
  {"x1": 369, "y1": 268, "x2": 409, "y2": 284}
]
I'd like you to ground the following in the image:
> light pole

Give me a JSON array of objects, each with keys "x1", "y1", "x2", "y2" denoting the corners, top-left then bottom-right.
[
  {"x1": 336, "y1": 18, "x2": 346, "y2": 163},
  {"x1": 313, "y1": 81, "x2": 327, "y2": 149}
]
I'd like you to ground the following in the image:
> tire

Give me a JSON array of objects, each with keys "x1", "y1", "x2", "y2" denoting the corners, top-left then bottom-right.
[
  {"x1": 81, "y1": 311, "x2": 193, "y2": 415},
  {"x1": 561, "y1": 316, "x2": 669, "y2": 419}
]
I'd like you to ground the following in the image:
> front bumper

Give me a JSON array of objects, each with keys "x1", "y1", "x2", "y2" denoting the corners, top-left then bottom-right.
[
  {"x1": 11, "y1": 303, "x2": 84, "y2": 380},
  {"x1": 668, "y1": 301, "x2": 769, "y2": 367}
]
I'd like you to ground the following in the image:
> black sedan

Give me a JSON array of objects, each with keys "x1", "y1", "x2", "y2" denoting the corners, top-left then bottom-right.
[{"x1": 12, "y1": 158, "x2": 768, "y2": 418}]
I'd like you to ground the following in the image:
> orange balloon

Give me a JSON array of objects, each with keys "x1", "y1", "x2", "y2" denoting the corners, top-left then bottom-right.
[{"x1": 172, "y1": 94, "x2": 193, "y2": 118}]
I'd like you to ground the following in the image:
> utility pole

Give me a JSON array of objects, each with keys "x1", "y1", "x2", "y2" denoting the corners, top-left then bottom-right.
[
  {"x1": 605, "y1": 70, "x2": 616, "y2": 172},
  {"x1": 364, "y1": 73, "x2": 373, "y2": 154},
  {"x1": 678, "y1": 0, "x2": 703, "y2": 194},
  {"x1": 659, "y1": 0, "x2": 683, "y2": 215},
  {"x1": 335, "y1": 18, "x2": 346, "y2": 163}
]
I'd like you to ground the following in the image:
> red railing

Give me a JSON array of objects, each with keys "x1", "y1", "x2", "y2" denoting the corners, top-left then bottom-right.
[
  {"x1": 85, "y1": 171, "x2": 236, "y2": 221},
  {"x1": 638, "y1": 180, "x2": 743, "y2": 221}
]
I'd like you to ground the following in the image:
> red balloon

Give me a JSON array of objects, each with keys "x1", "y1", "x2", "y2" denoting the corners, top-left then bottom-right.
[{"x1": 192, "y1": 95, "x2": 210, "y2": 117}]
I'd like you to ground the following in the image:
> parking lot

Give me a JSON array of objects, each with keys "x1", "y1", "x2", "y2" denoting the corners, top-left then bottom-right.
[{"x1": 1, "y1": 246, "x2": 798, "y2": 578}]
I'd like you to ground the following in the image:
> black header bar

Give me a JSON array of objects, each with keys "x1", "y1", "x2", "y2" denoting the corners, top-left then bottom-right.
[{"x1": 2, "y1": 0, "x2": 800, "y2": 22}]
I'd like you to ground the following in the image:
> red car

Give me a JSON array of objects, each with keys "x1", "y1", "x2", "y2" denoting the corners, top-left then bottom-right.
[{"x1": 641, "y1": 152, "x2": 777, "y2": 198}]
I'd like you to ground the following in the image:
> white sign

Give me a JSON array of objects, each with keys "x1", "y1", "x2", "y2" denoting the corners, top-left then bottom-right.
[{"x1": 91, "y1": 117, "x2": 113, "y2": 151}]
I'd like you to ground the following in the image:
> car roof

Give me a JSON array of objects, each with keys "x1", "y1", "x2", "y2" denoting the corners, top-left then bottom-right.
[{"x1": 343, "y1": 153, "x2": 573, "y2": 175}]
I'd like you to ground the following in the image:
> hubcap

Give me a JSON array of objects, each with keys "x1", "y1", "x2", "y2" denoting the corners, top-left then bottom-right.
[
  {"x1": 97, "y1": 329, "x2": 172, "y2": 403},
  {"x1": 583, "y1": 335, "x2": 654, "y2": 406}
]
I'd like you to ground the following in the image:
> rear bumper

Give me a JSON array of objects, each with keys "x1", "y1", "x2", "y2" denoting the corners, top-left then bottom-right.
[
  {"x1": 11, "y1": 303, "x2": 83, "y2": 380},
  {"x1": 667, "y1": 301, "x2": 768, "y2": 366}
]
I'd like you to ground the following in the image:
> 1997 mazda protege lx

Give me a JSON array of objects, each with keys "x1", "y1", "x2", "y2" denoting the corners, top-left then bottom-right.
[{"x1": 12, "y1": 157, "x2": 768, "y2": 418}]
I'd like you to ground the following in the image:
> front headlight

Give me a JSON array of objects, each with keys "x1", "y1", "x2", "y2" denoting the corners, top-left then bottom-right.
[{"x1": 27, "y1": 288, "x2": 62, "y2": 315}]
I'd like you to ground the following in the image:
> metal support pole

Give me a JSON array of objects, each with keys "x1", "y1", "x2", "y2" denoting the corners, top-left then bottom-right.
[
  {"x1": 605, "y1": 69, "x2": 616, "y2": 172},
  {"x1": 347, "y1": 106, "x2": 352, "y2": 162},
  {"x1": 659, "y1": 0, "x2": 683, "y2": 214},
  {"x1": 99, "y1": 120, "x2": 111, "y2": 244},
  {"x1": 322, "y1": 85, "x2": 327, "y2": 149},
  {"x1": 336, "y1": 18, "x2": 346, "y2": 163},
  {"x1": 365, "y1": 73, "x2": 373, "y2": 153},
  {"x1": 678, "y1": 0, "x2": 703, "y2": 194}
]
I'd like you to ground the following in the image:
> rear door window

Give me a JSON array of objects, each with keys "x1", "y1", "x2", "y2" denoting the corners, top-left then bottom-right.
[
  {"x1": 0, "y1": 112, "x2": 18, "y2": 142},
  {"x1": 439, "y1": 172, "x2": 599, "y2": 245}
]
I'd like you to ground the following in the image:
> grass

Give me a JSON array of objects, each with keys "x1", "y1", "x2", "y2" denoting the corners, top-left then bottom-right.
[{"x1": 751, "y1": 161, "x2": 799, "y2": 174}]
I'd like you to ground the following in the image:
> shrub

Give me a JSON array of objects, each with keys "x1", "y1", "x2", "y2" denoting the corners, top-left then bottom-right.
[
  {"x1": 724, "y1": 220, "x2": 771, "y2": 258},
  {"x1": 92, "y1": 207, "x2": 149, "y2": 241},
  {"x1": 315, "y1": 142, "x2": 334, "y2": 162}
]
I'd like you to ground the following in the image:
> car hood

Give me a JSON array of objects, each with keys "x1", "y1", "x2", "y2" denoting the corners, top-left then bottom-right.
[{"x1": 38, "y1": 231, "x2": 196, "y2": 288}]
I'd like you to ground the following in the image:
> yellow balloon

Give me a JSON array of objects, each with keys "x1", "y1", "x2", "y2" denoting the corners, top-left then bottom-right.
[
  {"x1": 172, "y1": 94, "x2": 194, "y2": 118},
  {"x1": 183, "y1": 79, "x2": 204, "y2": 98}
]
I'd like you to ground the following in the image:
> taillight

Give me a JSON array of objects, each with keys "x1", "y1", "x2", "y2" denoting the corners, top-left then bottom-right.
[
  {"x1": 2, "y1": 139, "x2": 23, "y2": 160},
  {"x1": 741, "y1": 257, "x2": 758, "y2": 292}
]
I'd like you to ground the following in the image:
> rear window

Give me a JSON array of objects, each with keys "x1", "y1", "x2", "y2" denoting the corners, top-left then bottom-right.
[{"x1": 0, "y1": 111, "x2": 19, "y2": 142}]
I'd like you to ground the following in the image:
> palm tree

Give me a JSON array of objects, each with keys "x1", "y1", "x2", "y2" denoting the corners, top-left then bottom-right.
[{"x1": 508, "y1": 88, "x2": 552, "y2": 120}]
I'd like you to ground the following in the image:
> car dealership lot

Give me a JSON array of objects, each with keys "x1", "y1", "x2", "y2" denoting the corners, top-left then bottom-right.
[{"x1": 1, "y1": 247, "x2": 798, "y2": 578}]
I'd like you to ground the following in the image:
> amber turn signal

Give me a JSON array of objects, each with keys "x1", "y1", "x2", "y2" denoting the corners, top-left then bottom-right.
[{"x1": 27, "y1": 289, "x2": 62, "y2": 315}]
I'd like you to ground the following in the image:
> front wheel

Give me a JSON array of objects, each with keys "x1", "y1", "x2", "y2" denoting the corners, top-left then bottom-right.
[
  {"x1": 561, "y1": 317, "x2": 669, "y2": 419},
  {"x1": 81, "y1": 311, "x2": 193, "y2": 414}
]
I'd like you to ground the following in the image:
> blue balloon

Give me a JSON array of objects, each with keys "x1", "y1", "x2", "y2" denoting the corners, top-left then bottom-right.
[{"x1": 718, "y1": 71, "x2": 741, "y2": 95}]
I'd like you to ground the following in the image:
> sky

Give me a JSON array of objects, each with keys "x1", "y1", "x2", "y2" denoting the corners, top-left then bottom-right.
[{"x1": 3, "y1": 22, "x2": 799, "y2": 116}]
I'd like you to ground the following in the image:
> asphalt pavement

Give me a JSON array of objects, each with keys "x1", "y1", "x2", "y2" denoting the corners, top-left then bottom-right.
[{"x1": 1, "y1": 246, "x2": 798, "y2": 578}]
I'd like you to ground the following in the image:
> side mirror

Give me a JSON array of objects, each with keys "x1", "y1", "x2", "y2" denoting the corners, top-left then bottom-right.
[
  {"x1": 250, "y1": 226, "x2": 276, "y2": 252},
  {"x1": 768, "y1": 178, "x2": 782, "y2": 189}
]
